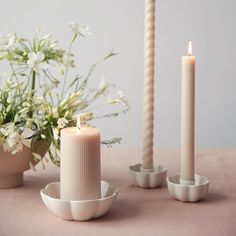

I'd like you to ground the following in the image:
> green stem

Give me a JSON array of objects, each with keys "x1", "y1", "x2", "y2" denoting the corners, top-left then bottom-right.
[
  {"x1": 29, "y1": 70, "x2": 36, "y2": 118},
  {"x1": 60, "y1": 34, "x2": 77, "y2": 102},
  {"x1": 31, "y1": 70, "x2": 36, "y2": 92},
  {"x1": 8, "y1": 55, "x2": 21, "y2": 97},
  {"x1": 83, "y1": 102, "x2": 109, "y2": 113}
]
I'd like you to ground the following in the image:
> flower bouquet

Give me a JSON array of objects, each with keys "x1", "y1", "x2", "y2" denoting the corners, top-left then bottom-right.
[{"x1": 0, "y1": 22, "x2": 129, "y2": 188}]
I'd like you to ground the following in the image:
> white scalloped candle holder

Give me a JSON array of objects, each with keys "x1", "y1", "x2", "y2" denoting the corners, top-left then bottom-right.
[
  {"x1": 167, "y1": 174, "x2": 209, "y2": 202},
  {"x1": 40, "y1": 181, "x2": 119, "y2": 221},
  {"x1": 129, "y1": 164, "x2": 167, "y2": 188}
]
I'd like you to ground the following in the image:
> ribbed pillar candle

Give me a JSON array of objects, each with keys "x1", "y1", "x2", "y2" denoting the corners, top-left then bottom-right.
[
  {"x1": 180, "y1": 42, "x2": 195, "y2": 184},
  {"x1": 142, "y1": 0, "x2": 155, "y2": 170},
  {"x1": 60, "y1": 126, "x2": 101, "y2": 201}
]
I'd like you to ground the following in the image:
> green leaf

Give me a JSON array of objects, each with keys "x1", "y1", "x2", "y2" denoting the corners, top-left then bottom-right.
[{"x1": 32, "y1": 152, "x2": 42, "y2": 160}]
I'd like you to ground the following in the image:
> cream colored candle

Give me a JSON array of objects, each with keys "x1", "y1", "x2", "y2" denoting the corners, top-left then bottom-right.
[
  {"x1": 142, "y1": 0, "x2": 155, "y2": 170},
  {"x1": 60, "y1": 117, "x2": 101, "y2": 200},
  {"x1": 180, "y1": 42, "x2": 195, "y2": 185}
]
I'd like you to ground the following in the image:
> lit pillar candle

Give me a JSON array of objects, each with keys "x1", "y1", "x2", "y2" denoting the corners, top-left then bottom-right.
[
  {"x1": 142, "y1": 0, "x2": 155, "y2": 171},
  {"x1": 180, "y1": 42, "x2": 195, "y2": 185},
  {"x1": 60, "y1": 117, "x2": 101, "y2": 200}
]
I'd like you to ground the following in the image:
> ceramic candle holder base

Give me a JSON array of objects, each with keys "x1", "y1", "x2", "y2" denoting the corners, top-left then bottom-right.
[
  {"x1": 167, "y1": 174, "x2": 209, "y2": 202},
  {"x1": 40, "y1": 181, "x2": 119, "y2": 221},
  {"x1": 129, "y1": 163, "x2": 167, "y2": 188}
]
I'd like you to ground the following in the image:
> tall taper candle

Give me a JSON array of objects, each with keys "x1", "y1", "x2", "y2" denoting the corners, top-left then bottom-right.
[
  {"x1": 180, "y1": 42, "x2": 195, "y2": 185},
  {"x1": 60, "y1": 117, "x2": 101, "y2": 200},
  {"x1": 142, "y1": 0, "x2": 155, "y2": 170}
]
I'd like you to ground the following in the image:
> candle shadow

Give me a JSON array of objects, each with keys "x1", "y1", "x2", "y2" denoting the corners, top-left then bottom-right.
[
  {"x1": 93, "y1": 199, "x2": 139, "y2": 222},
  {"x1": 23, "y1": 176, "x2": 139, "y2": 223},
  {"x1": 23, "y1": 175, "x2": 59, "y2": 191},
  {"x1": 201, "y1": 192, "x2": 227, "y2": 203}
]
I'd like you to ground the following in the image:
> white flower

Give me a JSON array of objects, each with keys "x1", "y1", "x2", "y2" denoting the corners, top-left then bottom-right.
[
  {"x1": 52, "y1": 128, "x2": 59, "y2": 141},
  {"x1": 42, "y1": 34, "x2": 52, "y2": 40},
  {"x1": 41, "y1": 34, "x2": 58, "y2": 49},
  {"x1": 19, "y1": 107, "x2": 29, "y2": 115},
  {"x1": 88, "y1": 77, "x2": 113, "y2": 98},
  {"x1": 4, "y1": 132, "x2": 22, "y2": 153},
  {"x1": 72, "y1": 99, "x2": 88, "y2": 109},
  {"x1": 117, "y1": 91, "x2": 128, "y2": 106},
  {"x1": 98, "y1": 77, "x2": 114, "y2": 95},
  {"x1": 34, "y1": 28, "x2": 41, "y2": 34},
  {"x1": 57, "y1": 118, "x2": 69, "y2": 129},
  {"x1": 15, "y1": 97, "x2": 21, "y2": 103},
  {"x1": 56, "y1": 63, "x2": 65, "y2": 75},
  {"x1": 68, "y1": 22, "x2": 91, "y2": 36},
  {"x1": 66, "y1": 92, "x2": 87, "y2": 109},
  {"x1": 0, "y1": 34, "x2": 16, "y2": 50},
  {"x1": 0, "y1": 123, "x2": 15, "y2": 137},
  {"x1": 3, "y1": 128, "x2": 34, "y2": 154},
  {"x1": 7, "y1": 97, "x2": 14, "y2": 104},
  {"x1": 108, "y1": 91, "x2": 129, "y2": 107},
  {"x1": 27, "y1": 52, "x2": 49, "y2": 72}
]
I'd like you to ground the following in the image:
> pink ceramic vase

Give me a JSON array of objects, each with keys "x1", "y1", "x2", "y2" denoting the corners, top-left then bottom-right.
[{"x1": 0, "y1": 140, "x2": 49, "y2": 189}]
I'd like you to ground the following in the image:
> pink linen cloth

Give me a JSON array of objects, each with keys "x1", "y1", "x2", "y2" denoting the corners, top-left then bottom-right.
[{"x1": 0, "y1": 150, "x2": 235, "y2": 236}]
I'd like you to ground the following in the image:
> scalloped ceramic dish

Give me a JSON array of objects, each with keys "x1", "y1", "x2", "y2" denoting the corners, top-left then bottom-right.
[
  {"x1": 129, "y1": 163, "x2": 167, "y2": 188},
  {"x1": 40, "y1": 181, "x2": 119, "y2": 221},
  {"x1": 167, "y1": 174, "x2": 209, "y2": 202}
]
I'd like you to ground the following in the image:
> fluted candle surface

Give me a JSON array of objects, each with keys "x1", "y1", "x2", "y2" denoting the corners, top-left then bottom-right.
[
  {"x1": 142, "y1": 0, "x2": 155, "y2": 170},
  {"x1": 60, "y1": 126, "x2": 101, "y2": 200},
  {"x1": 180, "y1": 42, "x2": 195, "y2": 184}
]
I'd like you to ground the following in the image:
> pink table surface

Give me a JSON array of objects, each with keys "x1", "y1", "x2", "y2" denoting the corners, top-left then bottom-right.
[{"x1": 0, "y1": 149, "x2": 236, "y2": 236}]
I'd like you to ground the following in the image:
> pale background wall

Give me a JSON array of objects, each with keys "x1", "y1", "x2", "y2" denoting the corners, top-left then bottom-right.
[{"x1": 0, "y1": 0, "x2": 235, "y2": 149}]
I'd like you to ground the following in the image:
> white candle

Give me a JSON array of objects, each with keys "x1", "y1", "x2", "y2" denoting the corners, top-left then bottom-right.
[
  {"x1": 60, "y1": 117, "x2": 101, "y2": 200},
  {"x1": 142, "y1": 0, "x2": 155, "y2": 170},
  {"x1": 180, "y1": 42, "x2": 195, "y2": 185}
]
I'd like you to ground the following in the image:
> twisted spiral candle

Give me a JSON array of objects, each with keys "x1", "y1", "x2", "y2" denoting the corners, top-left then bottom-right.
[{"x1": 142, "y1": 0, "x2": 155, "y2": 170}]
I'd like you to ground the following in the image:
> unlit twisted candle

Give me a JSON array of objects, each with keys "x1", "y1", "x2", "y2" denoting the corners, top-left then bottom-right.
[{"x1": 142, "y1": 0, "x2": 155, "y2": 170}]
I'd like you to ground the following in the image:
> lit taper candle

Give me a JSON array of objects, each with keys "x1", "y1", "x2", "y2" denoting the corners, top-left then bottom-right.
[
  {"x1": 60, "y1": 116, "x2": 101, "y2": 200},
  {"x1": 142, "y1": 0, "x2": 155, "y2": 171},
  {"x1": 180, "y1": 42, "x2": 195, "y2": 185}
]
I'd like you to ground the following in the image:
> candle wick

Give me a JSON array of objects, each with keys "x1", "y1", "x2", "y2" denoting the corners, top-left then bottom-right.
[{"x1": 77, "y1": 115, "x2": 81, "y2": 130}]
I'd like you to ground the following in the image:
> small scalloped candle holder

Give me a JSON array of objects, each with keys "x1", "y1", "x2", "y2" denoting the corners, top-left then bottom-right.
[
  {"x1": 129, "y1": 163, "x2": 167, "y2": 188},
  {"x1": 167, "y1": 174, "x2": 209, "y2": 202},
  {"x1": 40, "y1": 181, "x2": 119, "y2": 221}
]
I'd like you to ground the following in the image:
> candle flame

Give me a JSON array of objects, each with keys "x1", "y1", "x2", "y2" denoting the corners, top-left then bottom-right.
[
  {"x1": 188, "y1": 41, "x2": 192, "y2": 56},
  {"x1": 77, "y1": 115, "x2": 81, "y2": 129}
]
